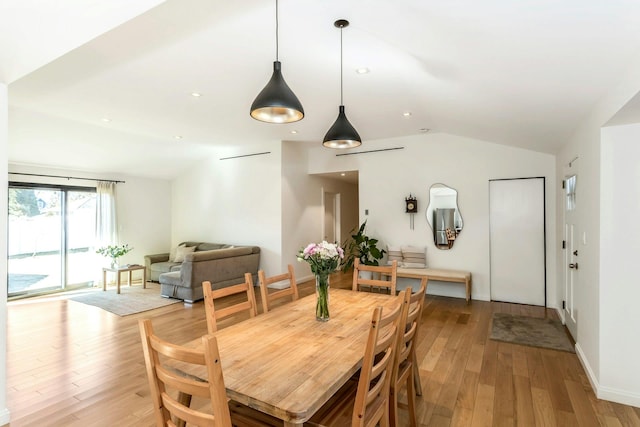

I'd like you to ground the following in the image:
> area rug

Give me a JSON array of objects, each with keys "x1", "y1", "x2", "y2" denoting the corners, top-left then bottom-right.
[
  {"x1": 69, "y1": 283, "x2": 181, "y2": 316},
  {"x1": 490, "y1": 312, "x2": 575, "y2": 353}
]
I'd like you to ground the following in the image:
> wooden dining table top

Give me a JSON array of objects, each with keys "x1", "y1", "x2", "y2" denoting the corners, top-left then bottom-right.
[{"x1": 178, "y1": 288, "x2": 400, "y2": 426}]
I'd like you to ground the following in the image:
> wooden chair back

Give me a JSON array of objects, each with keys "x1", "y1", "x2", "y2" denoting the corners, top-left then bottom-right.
[
  {"x1": 352, "y1": 259, "x2": 398, "y2": 295},
  {"x1": 445, "y1": 227, "x2": 456, "y2": 248},
  {"x1": 258, "y1": 264, "x2": 299, "y2": 313},
  {"x1": 203, "y1": 273, "x2": 258, "y2": 334},
  {"x1": 390, "y1": 278, "x2": 427, "y2": 427},
  {"x1": 352, "y1": 297, "x2": 403, "y2": 427},
  {"x1": 138, "y1": 319, "x2": 232, "y2": 427}
]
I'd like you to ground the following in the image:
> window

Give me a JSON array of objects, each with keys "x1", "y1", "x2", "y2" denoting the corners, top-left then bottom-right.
[{"x1": 8, "y1": 183, "x2": 97, "y2": 297}]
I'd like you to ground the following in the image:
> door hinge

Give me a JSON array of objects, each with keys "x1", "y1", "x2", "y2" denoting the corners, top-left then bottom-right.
[
  {"x1": 562, "y1": 180, "x2": 565, "y2": 189},
  {"x1": 562, "y1": 240, "x2": 566, "y2": 249},
  {"x1": 562, "y1": 300, "x2": 566, "y2": 309}
]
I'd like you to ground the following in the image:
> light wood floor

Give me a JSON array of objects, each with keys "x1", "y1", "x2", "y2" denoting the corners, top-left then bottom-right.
[{"x1": 5, "y1": 273, "x2": 640, "y2": 426}]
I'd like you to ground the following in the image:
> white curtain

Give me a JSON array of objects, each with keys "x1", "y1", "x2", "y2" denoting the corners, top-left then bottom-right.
[
  {"x1": 95, "y1": 181, "x2": 118, "y2": 247},
  {"x1": 94, "y1": 182, "x2": 118, "y2": 285}
]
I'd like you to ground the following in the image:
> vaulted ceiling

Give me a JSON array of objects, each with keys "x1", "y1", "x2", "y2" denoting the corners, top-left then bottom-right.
[{"x1": 5, "y1": 0, "x2": 640, "y2": 179}]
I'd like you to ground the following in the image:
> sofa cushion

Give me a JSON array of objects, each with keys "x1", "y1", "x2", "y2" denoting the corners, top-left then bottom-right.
[
  {"x1": 196, "y1": 242, "x2": 232, "y2": 251},
  {"x1": 150, "y1": 261, "x2": 182, "y2": 275},
  {"x1": 174, "y1": 245, "x2": 196, "y2": 262},
  {"x1": 159, "y1": 271, "x2": 182, "y2": 287},
  {"x1": 169, "y1": 244, "x2": 185, "y2": 262}
]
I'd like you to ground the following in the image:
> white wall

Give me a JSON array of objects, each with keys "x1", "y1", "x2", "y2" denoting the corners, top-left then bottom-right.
[
  {"x1": 555, "y1": 53, "x2": 640, "y2": 407},
  {"x1": 281, "y1": 141, "x2": 358, "y2": 282},
  {"x1": 7, "y1": 164, "x2": 172, "y2": 278},
  {"x1": 308, "y1": 133, "x2": 557, "y2": 303},
  {"x1": 171, "y1": 142, "x2": 283, "y2": 275},
  {"x1": 0, "y1": 83, "x2": 11, "y2": 424},
  {"x1": 600, "y1": 124, "x2": 640, "y2": 406}
]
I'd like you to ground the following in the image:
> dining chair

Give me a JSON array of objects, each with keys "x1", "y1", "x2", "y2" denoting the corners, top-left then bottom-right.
[
  {"x1": 258, "y1": 264, "x2": 299, "y2": 313},
  {"x1": 307, "y1": 295, "x2": 404, "y2": 427},
  {"x1": 390, "y1": 278, "x2": 427, "y2": 427},
  {"x1": 203, "y1": 273, "x2": 258, "y2": 334},
  {"x1": 352, "y1": 259, "x2": 398, "y2": 295},
  {"x1": 139, "y1": 319, "x2": 279, "y2": 427}
]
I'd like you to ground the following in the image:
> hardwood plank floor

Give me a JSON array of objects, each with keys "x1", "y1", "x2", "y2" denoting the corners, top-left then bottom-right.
[{"x1": 5, "y1": 273, "x2": 640, "y2": 426}]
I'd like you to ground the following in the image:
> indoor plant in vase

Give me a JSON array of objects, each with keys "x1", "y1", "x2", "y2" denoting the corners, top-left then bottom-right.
[
  {"x1": 96, "y1": 244, "x2": 133, "y2": 269},
  {"x1": 297, "y1": 241, "x2": 344, "y2": 321},
  {"x1": 340, "y1": 220, "x2": 386, "y2": 276}
]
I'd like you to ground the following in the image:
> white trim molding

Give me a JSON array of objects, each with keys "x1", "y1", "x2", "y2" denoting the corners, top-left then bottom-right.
[
  {"x1": 0, "y1": 408, "x2": 10, "y2": 425},
  {"x1": 576, "y1": 343, "x2": 640, "y2": 408}
]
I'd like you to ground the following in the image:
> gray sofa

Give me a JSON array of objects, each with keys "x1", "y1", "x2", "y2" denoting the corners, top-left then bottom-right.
[{"x1": 144, "y1": 241, "x2": 260, "y2": 303}]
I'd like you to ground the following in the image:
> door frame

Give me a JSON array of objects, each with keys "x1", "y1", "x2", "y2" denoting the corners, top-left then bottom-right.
[{"x1": 321, "y1": 190, "x2": 341, "y2": 244}]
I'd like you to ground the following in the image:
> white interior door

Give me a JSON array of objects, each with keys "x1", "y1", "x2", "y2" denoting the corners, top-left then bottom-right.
[
  {"x1": 490, "y1": 178, "x2": 546, "y2": 305},
  {"x1": 564, "y1": 160, "x2": 578, "y2": 339}
]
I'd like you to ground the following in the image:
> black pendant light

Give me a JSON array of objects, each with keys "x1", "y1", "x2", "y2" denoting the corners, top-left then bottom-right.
[
  {"x1": 250, "y1": 0, "x2": 304, "y2": 124},
  {"x1": 323, "y1": 19, "x2": 361, "y2": 149}
]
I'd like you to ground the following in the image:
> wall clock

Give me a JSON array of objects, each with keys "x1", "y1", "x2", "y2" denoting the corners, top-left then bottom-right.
[
  {"x1": 405, "y1": 194, "x2": 418, "y2": 229},
  {"x1": 405, "y1": 195, "x2": 418, "y2": 213}
]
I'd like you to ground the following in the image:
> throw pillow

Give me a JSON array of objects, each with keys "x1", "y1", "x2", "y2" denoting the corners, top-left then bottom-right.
[
  {"x1": 173, "y1": 245, "x2": 196, "y2": 263},
  {"x1": 401, "y1": 246, "x2": 427, "y2": 268},
  {"x1": 170, "y1": 244, "x2": 185, "y2": 262}
]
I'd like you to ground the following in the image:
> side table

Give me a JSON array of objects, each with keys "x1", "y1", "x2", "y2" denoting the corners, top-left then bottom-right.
[{"x1": 102, "y1": 265, "x2": 147, "y2": 294}]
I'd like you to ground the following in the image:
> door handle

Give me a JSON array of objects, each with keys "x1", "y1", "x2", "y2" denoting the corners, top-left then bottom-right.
[{"x1": 569, "y1": 263, "x2": 579, "y2": 270}]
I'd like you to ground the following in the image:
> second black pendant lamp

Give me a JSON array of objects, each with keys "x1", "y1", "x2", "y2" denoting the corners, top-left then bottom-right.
[
  {"x1": 250, "y1": 0, "x2": 304, "y2": 123},
  {"x1": 323, "y1": 19, "x2": 362, "y2": 149}
]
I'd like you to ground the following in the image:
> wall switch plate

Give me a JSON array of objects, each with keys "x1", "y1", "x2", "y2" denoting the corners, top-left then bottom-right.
[{"x1": 365, "y1": 209, "x2": 369, "y2": 215}]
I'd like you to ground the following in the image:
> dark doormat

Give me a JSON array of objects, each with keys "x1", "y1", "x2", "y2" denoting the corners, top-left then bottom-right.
[{"x1": 490, "y1": 312, "x2": 575, "y2": 353}]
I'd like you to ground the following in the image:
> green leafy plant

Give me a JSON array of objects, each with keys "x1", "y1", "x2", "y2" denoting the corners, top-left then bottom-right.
[
  {"x1": 96, "y1": 244, "x2": 133, "y2": 264},
  {"x1": 340, "y1": 220, "x2": 386, "y2": 272}
]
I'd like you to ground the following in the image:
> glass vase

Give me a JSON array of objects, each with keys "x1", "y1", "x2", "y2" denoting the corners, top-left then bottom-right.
[{"x1": 315, "y1": 272, "x2": 330, "y2": 322}]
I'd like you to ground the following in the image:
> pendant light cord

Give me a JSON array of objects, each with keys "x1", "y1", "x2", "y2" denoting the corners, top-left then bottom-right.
[
  {"x1": 275, "y1": 0, "x2": 279, "y2": 61},
  {"x1": 340, "y1": 25, "x2": 343, "y2": 105}
]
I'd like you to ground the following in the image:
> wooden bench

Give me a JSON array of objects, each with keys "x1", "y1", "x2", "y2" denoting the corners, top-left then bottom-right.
[{"x1": 395, "y1": 267, "x2": 472, "y2": 303}]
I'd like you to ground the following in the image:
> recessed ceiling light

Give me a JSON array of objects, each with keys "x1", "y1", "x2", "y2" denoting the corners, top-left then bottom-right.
[
  {"x1": 101, "y1": 118, "x2": 111, "y2": 122},
  {"x1": 290, "y1": 130, "x2": 298, "y2": 134},
  {"x1": 191, "y1": 92, "x2": 202, "y2": 97},
  {"x1": 174, "y1": 135, "x2": 183, "y2": 140},
  {"x1": 356, "y1": 68, "x2": 370, "y2": 74},
  {"x1": 403, "y1": 112, "x2": 412, "y2": 117}
]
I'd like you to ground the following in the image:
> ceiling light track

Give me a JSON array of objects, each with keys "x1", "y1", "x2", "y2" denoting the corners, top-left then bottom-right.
[
  {"x1": 219, "y1": 151, "x2": 271, "y2": 161},
  {"x1": 335, "y1": 147, "x2": 404, "y2": 157}
]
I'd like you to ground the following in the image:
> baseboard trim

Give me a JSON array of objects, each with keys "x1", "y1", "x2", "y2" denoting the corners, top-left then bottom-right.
[
  {"x1": 555, "y1": 307, "x2": 565, "y2": 324},
  {"x1": 575, "y1": 343, "x2": 640, "y2": 408},
  {"x1": 0, "y1": 407, "x2": 11, "y2": 425},
  {"x1": 575, "y1": 343, "x2": 599, "y2": 394},
  {"x1": 597, "y1": 385, "x2": 640, "y2": 408}
]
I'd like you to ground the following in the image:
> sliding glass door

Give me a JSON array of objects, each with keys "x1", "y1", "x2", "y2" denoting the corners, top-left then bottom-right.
[{"x1": 8, "y1": 183, "x2": 97, "y2": 297}]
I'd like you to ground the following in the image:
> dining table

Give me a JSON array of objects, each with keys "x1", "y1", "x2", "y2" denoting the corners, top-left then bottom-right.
[{"x1": 177, "y1": 288, "x2": 400, "y2": 426}]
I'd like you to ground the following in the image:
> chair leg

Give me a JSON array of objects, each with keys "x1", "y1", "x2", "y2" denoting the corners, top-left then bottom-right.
[
  {"x1": 406, "y1": 368, "x2": 417, "y2": 427},
  {"x1": 413, "y1": 352, "x2": 423, "y2": 396},
  {"x1": 174, "y1": 392, "x2": 192, "y2": 427},
  {"x1": 389, "y1": 385, "x2": 399, "y2": 427}
]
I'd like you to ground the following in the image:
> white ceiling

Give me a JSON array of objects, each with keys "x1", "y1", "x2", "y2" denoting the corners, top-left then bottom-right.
[{"x1": 5, "y1": 0, "x2": 640, "y2": 179}]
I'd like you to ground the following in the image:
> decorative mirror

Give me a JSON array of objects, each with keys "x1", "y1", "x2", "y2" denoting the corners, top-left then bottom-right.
[{"x1": 426, "y1": 183, "x2": 463, "y2": 250}]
